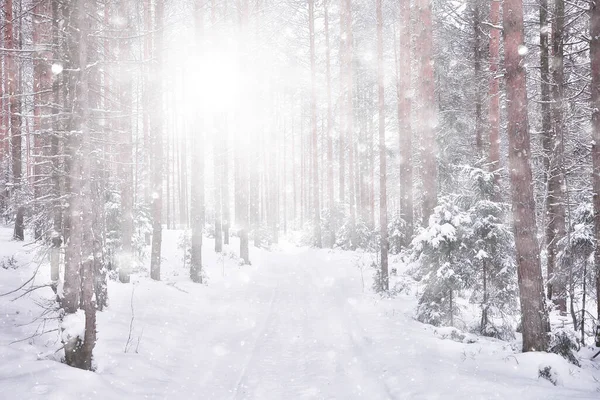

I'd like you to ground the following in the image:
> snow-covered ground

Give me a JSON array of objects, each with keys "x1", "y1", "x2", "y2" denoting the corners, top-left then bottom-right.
[{"x1": 1, "y1": 226, "x2": 599, "y2": 399}]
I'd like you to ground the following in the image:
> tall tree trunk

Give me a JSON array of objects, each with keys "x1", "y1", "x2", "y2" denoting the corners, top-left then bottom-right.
[
  {"x1": 503, "y1": 0, "x2": 549, "y2": 352},
  {"x1": 325, "y1": 1, "x2": 335, "y2": 247},
  {"x1": 214, "y1": 116, "x2": 223, "y2": 253},
  {"x1": 398, "y1": 0, "x2": 413, "y2": 240},
  {"x1": 150, "y1": 0, "x2": 165, "y2": 281},
  {"x1": 62, "y1": 0, "x2": 97, "y2": 370},
  {"x1": 473, "y1": 1, "x2": 484, "y2": 156},
  {"x1": 191, "y1": 0, "x2": 205, "y2": 281},
  {"x1": 50, "y1": 0, "x2": 62, "y2": 288},
  {"x1": 223, "y1": 126, "x2": 230, "y2": 244},
  {"x1": 237, "y1": 0, "x2": 250, "y2": 264},
  {"x1": 309, "y1": 0, "x2": 322, "y2": 248},
  {"x1": 547, "y1": 0, "x2": 567, "y2": 313},
  {"x1": 345, "y1": 0, "x2": 357, "y2": 249},
  {"x1": 416, "y1": 0, "x2": 437, "y2": 224},
  {"x1": 489, "y1": 0, "x2": 501, "y2": 173},
  {"x1": 118, "y1": 0, "x2": 134, "y2": 283},
  {"x1": 338, "y1": 0, "x2": 346, "y2": 205},
  {"x1": 590, "y1": 0, "x2": 600, "y2": 321},
  {"x1": 6, "y1": 0, "x2": 24, "y2": 241},
  {"x1": 377, "y1": 0, "x2": 388, "y2": 291}
]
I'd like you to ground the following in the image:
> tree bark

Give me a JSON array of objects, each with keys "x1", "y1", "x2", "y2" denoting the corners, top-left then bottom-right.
[
  {"x1": 503, "y1": 0, "x2": 549, "y2": 352},
  {"x1": 489, "y1": 0, "x2": 501, "y2": 174},
  {"x1": 150, "y1": 0, "x2": 165, "y2": 281},
  {"x1": 6, "y1": 0, "x2": 24, "y2": 241},
  {"x1": 377, "y1": 0, "x2": 388, "y2": 291},
  {"x1": 398, "y1": 0, "x2": 413, "y2": 240},
  {"x1": 118, "y1": 0, "x2": 134, "y2": 284},
  {"x1": 191, "y1": 0, "x2": 205, "y2": 282},
  {"x1": 590, "y1": 0, "x2": 600, "y2": 321},
  {"x1": 62, "y1": 0, "x2": 97, "y2": 370},
  {"x1": 547, "y1": 0, "x2": 567, "y2": 313},
  {"x1": 416, "y1": 0, "x2": 437, "y2": 224},
  {"x1": 325, "y1": 1, "x2": 335, "y2": 247},
  {"x1": 309, "y1": 0, "x2": 322, "y2": 248}
]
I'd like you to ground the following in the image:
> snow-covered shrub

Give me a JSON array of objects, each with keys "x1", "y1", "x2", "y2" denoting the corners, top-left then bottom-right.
[
  {"x1": 336, "y1": 217, "x2": 378, "y2": 252},
  {"x1": 410, "y1": 195, "x2": 473, "y2": 326},
  {"x1": 321, "y1": 205, "x2": 344, "y2": 248},
  {"x1": 556, "y1": 202, "x2": 594, "y2": 326},
  {"x1": 538, "y1": 365, "x2": 559, "y2": 386},
  {"x1": 0, "y1": 255, "x2": 19, "y2": 269},
  {"x1": 388, "y1": 213, "x2": 407, "y2": 255},
  {"x1": 410, "y1": 166, "x2": 518, "y2": 337},
  {"x1": 548, "y1": 329, "x2": 581, "y2": 367}
]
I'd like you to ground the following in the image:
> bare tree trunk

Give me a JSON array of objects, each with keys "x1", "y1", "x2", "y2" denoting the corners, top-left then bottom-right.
[
  {"x1": 473, "y1": 1, "x2": 483, "y2": 155},
  {"x1": 503, "y1": 0, "x2": 549, "y2": 352},
  {"x1": 325, "y1": 1, "x2": 335, "y2": 247},
  {"x1": 547, "y1": 0, "x2": 567, "y2": 313},
  {"x1": 118, "y1": 0, "x2": 134, "y2": 284},
  {"x1": 377, "y1": 0, "x2": 388, "y2": 291},
  {"x1": 416, "y1": 0, "x2": 437, "y2": 224},
  {"x1": 309, "y1": 0, "x2": 322, "y2": 248},
  {"x1": 223, "y1": 126, "x2": 230, "y2": 244},
  {"x1": 50, "y1": 0, "x2": 62, "y2": 288},
  {"x1": 62, "y1": 0, "x2": 97, "y2": 370},
  {"x1": 489, "y1": 0, "x2": 501, "y2": 173},
  {"x1": 214, "y1": 116, "x2": 223, "y2": 253},
  {"x1": 237, "y1": 0, "x2": 250, "y2": 264},
  {"x1": 345, "y1": 0, "x2": 356, "y2": 249},
  {"x1": 150, "y1": 0, "x2": 165, "y2": 281},
  {"x1": 398, "y1": 0, "x2": 413, "y2": 239},
  {"x1": 191, "y1": 1, "x2": 205, "y2": 282},
  {"x1": 590, "y1": 0, "x2": 600, "y2": 321},
  {"x1": 6, "y1": 0, "x2": 24, "y2": 241},
  {"x1": 338, "y1": 0, "x2": 346, "y2": 205}
]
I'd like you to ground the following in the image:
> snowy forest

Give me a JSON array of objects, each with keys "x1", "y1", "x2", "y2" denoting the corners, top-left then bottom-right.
[{"x1": 1, "y1": 0, "x2": 600, "y2": 398}]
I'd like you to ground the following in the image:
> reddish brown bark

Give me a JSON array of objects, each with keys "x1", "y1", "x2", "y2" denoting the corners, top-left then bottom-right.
[
  {"x1": 503, "y1": 0, "x2": 549, "y2": 352},
  {"x1": 5, "y1": 0, "x2": 24, "y2": 240},
  {"x1": 416, "y1": 0, "x2": 437, "y2": 224},
  {"x1": 398, "y1": 0, "x2": 413, "y2": 239}
]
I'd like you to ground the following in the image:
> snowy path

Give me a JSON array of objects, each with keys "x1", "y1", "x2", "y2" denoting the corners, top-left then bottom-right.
[
  {"x1": 1, "y1": 230, "x2": 599, "y2": 399},
  {"x1": 121, "y1": 244, "x2": 599, "y2": 400}
]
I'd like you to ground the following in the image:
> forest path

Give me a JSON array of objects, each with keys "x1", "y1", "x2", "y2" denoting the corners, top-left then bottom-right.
[
  {"x1": 146, "y1": 242, "x2": 589, "y2": 400},
  {"x1": 2, "y1": 228, "x2": 597, "y2": 399}
]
